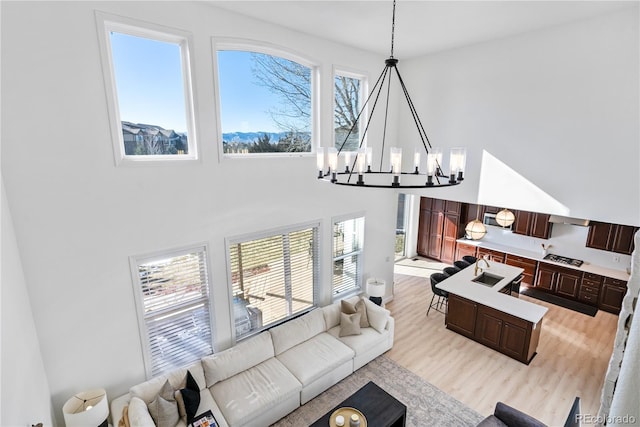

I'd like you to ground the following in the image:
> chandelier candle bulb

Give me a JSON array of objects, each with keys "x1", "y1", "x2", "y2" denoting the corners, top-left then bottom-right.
[
  {"x1": 316, "y1": 148, "x2": 325, "y2": 178},
  {"x1": 357, "y1": 150, "x2": 366, "y2": 185},
  {"x1": 366, "y1": 147, "x2": 373, "y2": 173},
  {"x1": 390, "y1": 147, "x2": 402, "y2": 187},
  {"x1": 414, "y1": 150, "x2": 421, "y2": 173},
  {"x1": 344, "y1": 151, "x2": 352, "y2": 173},
  {"x1": 328, "y1": 147, "x2": 338, "y2": 183}
]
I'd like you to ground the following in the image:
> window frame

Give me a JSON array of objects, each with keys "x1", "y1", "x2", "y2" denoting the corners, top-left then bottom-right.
[
  {"x1": 333, "y1": 66, "x2": 368, "y2": 153},
  {"x1": 331, "y1": 213, "x2": 366, "y2": 299},
  {"x1": 212, "y1": 38, "x2": 320, "y2": 160},
  {"x1": 96, "y1": 11, "x2": 199, "y2": 165},
  {"x1": 225, "y1": 220, "x2": 320, "y2": 343},
  {"x1": 130, "y1": 243, "x2": 214, "y2": 379}
]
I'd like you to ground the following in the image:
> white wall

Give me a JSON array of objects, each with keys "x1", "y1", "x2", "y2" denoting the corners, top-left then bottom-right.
[
  {"x1": 1, "y1": 2, "x2": 399, "y2": 425},
  {"x1": 1, "y1": 183, "x2": 54, "y2": 427},
  {"x1": 398, "y1": 6, "x2": 639, "y2": 226}
]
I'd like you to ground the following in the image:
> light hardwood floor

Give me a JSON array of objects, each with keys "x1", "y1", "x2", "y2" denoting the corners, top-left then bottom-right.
[{"x1": 385, "y1": 270, "x2": 619, "y2": 426}]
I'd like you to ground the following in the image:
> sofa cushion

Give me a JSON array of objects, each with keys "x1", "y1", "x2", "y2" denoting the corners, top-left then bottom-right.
[
  {"x1": 270, "y1": 309, "x2": 326, "y2": 355},
  {"x1": 209, "y1": 358, "x2": 301, "y2": 426},
  {"x1": 339, "y1": 312, "x2": 362, "y2": 337},
  {"x1": 202, "y1": 331, "x2": 274, "y2": 387},
  {"x1": 147, "y1": 380, "x2": 179, "y2": 427},
  {"x1": 130, "y1": 361, "x2": 206, "y2": 404},
  {"x1": 276, "y1": 332, "x2": 355, "y2": 386},
  {"x1": 363, "y1": 298, "x2": 390, "y2": 333},
  {"x1": 127, "y1": 397, "x2": 156, "y2": 427},
  {"x1": 341, "y1": 298, "x2": 370, "y2": 328},
  {"x1": 328, "y1": 324, "x2": 388, "y2": 354}
]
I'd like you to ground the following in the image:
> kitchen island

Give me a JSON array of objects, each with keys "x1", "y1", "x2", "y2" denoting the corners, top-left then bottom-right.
[{"x1": 437, "y1": 262, "x2": 548, "y2": 364}]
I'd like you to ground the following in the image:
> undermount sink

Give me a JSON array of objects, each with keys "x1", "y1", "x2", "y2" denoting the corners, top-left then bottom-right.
[{"x1": 472, "y1": 272, "x2": 504, "y2": 287}]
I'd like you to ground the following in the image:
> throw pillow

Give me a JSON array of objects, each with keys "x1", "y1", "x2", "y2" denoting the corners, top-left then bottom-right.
[
  {"x1": 339, "y1": 312, "x2": 362, "y2": 337},
  {"x1": 128, "y1": 397, "x2": 155, "y2": 426},
  {"x1": 341, "y1": 299, "x2": 370, "y2": 328},
  {"x1": 363, "y1": 297, "x2": 389, "y2": 333},
  {"x1": 147, "y1": 380, "x2": 179, "y2": 427},
  {"x1": 175, "y1": 370, "x2": 201, "y2": 424}
]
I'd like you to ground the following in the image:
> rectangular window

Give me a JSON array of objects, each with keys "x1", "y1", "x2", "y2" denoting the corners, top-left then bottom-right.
[
  {"x1": 334, "y1": 71, "x2": 364, "y2": 152},
  {"x1": 131, "y1": 245, "x2": 213, "y2": 377},
  {"x1": 97, "y1": 13, "x2": 197, "y2": 163},
  {"x1": 333, "y1": 216, "x2": 365, "y2": 296},
  {"x1": 216, "y1": 44, "x2": 314, "y2": 155},
  {"x1": 228, "y1": 224, "x2": 318, "y2": 340}
]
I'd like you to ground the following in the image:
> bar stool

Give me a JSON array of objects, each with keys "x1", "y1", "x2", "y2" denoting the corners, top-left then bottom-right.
[
  {"x1": 462, "y1": 255, "x2": 477, "y2": 264},
  {"x1": 427, "y1": 273, "x2": 449, "y2": 316},
  {"x1": 454, "y1": 260, "x2": 471, "y2": 270},
  {"x1": 443, "y1": 266, "x2": 461, "y2": 276}
]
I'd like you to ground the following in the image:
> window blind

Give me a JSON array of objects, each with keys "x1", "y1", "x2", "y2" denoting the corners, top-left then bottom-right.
[
  {"x1": 135, "y1": 247, "x2": 213, "y2": 377},
  {"x1": 333, "y1": 216, "x2": 364, "y2": 295},
  {"x1": 229, "y1": 225, "x2": 318, "y2": 340}
]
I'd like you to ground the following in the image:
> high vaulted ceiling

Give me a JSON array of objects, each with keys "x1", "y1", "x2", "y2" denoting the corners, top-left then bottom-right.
[{"x1": 207, "y1": 1, "x2": 634, "y2": 59}]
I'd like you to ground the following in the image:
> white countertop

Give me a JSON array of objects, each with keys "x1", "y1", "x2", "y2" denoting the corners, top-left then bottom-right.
[
  {"x1": 456, "y1": 239, "x2": 630, "y2": 282},
  {"x1": 436, "y1": 261, "x2": 548, "y2": 324}
]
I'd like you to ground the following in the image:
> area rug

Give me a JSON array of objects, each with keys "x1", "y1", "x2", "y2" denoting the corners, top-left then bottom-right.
[
  {"x1": 271, "y1": 355, "x2": 484, "y2": 427},
  {"x1": 520, "y1": 287, "x2": 598, "y2": 317}
]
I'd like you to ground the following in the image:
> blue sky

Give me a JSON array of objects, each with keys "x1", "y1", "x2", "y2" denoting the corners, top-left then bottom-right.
[{"x1": 110, "y1": 32, "x2": 281, "y2": 134}]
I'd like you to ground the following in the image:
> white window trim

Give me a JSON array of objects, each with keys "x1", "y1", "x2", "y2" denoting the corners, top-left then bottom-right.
[
  {"x1": 225, "y1": 220, "x2": 321, "y2": 343},
  {"x1": 332, "y1": 66, "x2": 369, "y2": 153},
  {"x1": 212, "y1": 37, "x2": 320, "y2": 162},
  {"x1": 95, "y1": 11, "x2": 200, "y2": 165},
  {"x1": 130, "y1": 242, "x2": 214, "y2": 379},
  {"x1": 331, "y1": 212, "x2": 366, "y2": 300}
]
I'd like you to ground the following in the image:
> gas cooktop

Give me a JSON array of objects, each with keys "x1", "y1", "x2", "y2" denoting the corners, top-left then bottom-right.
[{"x1": 543, "y1": 253, "x2": 584, "y2": 267}]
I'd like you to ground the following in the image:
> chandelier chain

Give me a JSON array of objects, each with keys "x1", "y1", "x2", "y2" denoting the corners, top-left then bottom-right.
[{"x1": 390, "y1": 0, "x2": 397, "y2": 58}]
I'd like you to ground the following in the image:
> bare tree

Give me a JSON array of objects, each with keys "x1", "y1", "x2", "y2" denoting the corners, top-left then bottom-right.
[{"x1": 251, "y1": 53, "x2": 361, "y2": 151}]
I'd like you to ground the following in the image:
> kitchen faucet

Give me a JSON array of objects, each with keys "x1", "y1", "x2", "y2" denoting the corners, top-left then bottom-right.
[{"x1": 474, "y1": 257, "x2": 490, "y2": 276}]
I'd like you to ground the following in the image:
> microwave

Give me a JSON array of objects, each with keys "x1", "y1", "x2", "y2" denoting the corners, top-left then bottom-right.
[{"x1": 483, "y1": 213, "x2": 512, "y2": 230}]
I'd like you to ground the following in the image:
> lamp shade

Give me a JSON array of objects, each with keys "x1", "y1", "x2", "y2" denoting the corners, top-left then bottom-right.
[
  {"x1": 63, "y1": 388, "x2": 108, "y2": 427},
  {"x1": 366, "y1": 278, "x2": 386, "y2": 298},
  {"x1": 496, "y1": 209, "x2": 516, "y2": 227},
  {"x1": 465, "y1": 220, "x2": 487, "y2": 240}
]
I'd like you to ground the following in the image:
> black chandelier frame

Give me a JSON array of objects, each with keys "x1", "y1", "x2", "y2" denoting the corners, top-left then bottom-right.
[{"x1": 318, "y1": 0, "x2": 465, "y2": 189}]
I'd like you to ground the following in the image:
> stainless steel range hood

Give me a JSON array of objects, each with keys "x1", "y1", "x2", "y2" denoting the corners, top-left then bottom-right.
[{"x1": 548, "y1": 215, "x2": 590, "y2": 226}]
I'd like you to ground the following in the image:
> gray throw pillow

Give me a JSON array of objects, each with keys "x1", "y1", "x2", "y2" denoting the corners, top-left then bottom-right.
[
  {"x1": 341, "y1": 298, "x2": 370, "y2": 328},
  {"x1": 147, "y1": 379, "x2": 179, "y2": 427},
  {"x1": 339, "y1": 312, "x2": 362, "y2": 337}
]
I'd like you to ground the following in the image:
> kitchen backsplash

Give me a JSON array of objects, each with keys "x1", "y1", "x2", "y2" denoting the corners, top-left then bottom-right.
[{"x1": 480, "y1": 223, "x2": 632, "y2": 272}]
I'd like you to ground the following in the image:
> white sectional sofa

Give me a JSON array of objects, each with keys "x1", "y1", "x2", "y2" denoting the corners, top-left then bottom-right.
[{"x1": 111, "y1": 295, "x2": 394, "y2": 427}]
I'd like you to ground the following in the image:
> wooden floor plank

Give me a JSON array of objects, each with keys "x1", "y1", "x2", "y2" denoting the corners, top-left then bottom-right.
[{"x1": 385, "y1": 271, "x2": 618, "y2": 426}]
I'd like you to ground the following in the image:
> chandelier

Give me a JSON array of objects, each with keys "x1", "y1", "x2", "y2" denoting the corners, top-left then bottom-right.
[{"x1": 317, "y1": 0, "x2": 467, "y2": 189}]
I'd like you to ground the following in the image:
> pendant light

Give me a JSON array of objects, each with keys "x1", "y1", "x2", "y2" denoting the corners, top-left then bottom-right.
[
  {"x1": 465, "y1": 205, "x2": 487, "y2": 240},
  {"x1": 496, "y1": 209, "x2": 516, "y2": 227}
]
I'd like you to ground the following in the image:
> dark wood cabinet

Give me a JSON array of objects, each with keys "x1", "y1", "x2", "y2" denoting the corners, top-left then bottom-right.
[
  {"x1": 477, "y1": 248, "x2": 505, "y2": 263},
  {"x1": 446, "y1": 295, "x2": 477, "y2": 338},
  {"x1": 513, "y1": 210, "x2": 532, "y2": 235},
  {"x1": 417, "y1": 198, "x2": 466, "y2": 264},
  {"x1": 455, "y1": 241, "x2": 477, "y2": 261},
  {"x1": 599, "y1": 277, "x2": 628, "y2": 314},
  {"x1": 534, "y1": 263, "x2": 582, "y2": 299},
  {"x1": 513, "y1": 211, "x2": 552, "y2": 239},
  {"x1": 578, "y1": 272, "x2": 602, "y2": 307},
  {"x1": 447, "y1": 295, "x2": 541, "y2": 364},
  {"x1": 586, "y1": 222, "x2": 638, "y2": 255},
  {"x1": 504, "y1": 254, "x2": 537, "y2": 287}
]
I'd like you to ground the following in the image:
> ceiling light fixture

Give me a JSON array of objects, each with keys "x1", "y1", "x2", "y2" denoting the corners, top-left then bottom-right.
[
  {"x1": 495, "y1": 208, "x2": 516, "y2": 227},
  {"x1": 317, "y1": 0, "x2": 467, "y2": 189}
]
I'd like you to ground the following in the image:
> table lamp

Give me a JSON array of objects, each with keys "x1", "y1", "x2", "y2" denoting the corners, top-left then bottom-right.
[
  {"x1": 62, "y1": 388, "x2": 109, "y2": 427},
  {"x1": 366, "y1": 278, "x2": 386, "y2": 306}
]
